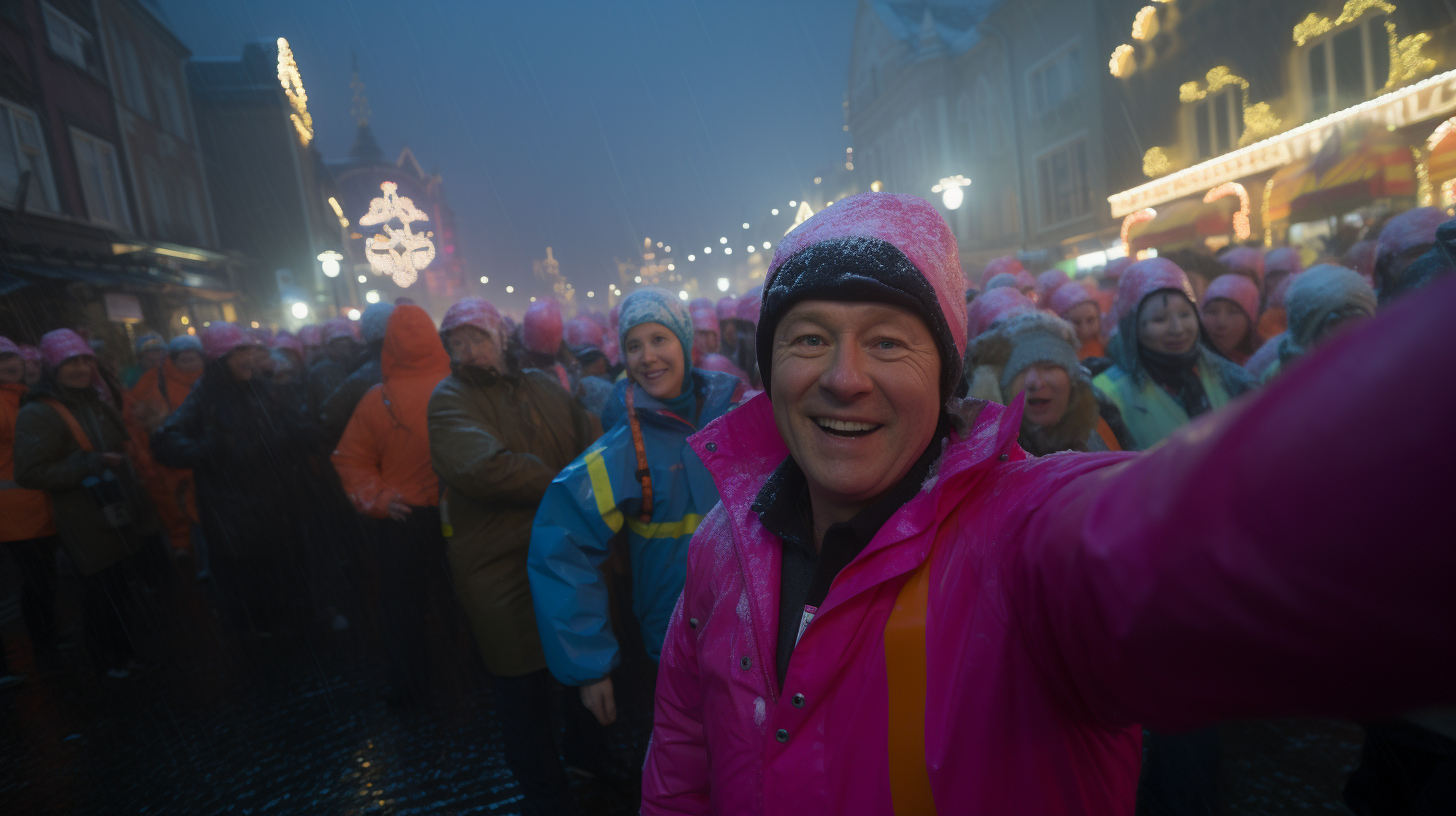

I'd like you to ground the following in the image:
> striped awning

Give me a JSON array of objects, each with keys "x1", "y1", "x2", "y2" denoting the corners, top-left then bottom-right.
[
  {"x1": 1127, "y1": 195, "x2": 1239, "y2": 252},
  {"x1": 1428, "y1": 117, "x2": 1456, "y2": 184},
  {"x1": 1266, "y1": 127, "x2": 1415, "y2": 224}
]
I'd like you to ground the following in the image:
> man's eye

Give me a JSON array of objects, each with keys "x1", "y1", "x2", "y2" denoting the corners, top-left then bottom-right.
[
  {"x1": 877, "y1": 340, "x2": 897, "y2": 350},
  {"x1": 802, "y1": 336, "x2": 823, "y2": 346}
]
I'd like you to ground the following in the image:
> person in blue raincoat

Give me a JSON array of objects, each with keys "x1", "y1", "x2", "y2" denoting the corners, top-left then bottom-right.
[{"x1": 528, "y1": 287, "x2": 743, "y2": 727}]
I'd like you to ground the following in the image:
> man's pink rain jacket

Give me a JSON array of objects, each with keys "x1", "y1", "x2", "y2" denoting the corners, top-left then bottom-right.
[{"x1": 643, "y1": 275, "x2": 1456, "y2": 814}]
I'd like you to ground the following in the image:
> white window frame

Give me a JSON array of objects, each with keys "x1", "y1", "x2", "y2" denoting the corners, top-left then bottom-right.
[
  {"x1": 1034, "y1": 132, "x2": 1093, "y2": 230},
  {"x1": 1303, "y1": 14, "x2": 1389, "y2": 118},
  {"x1": 70, "y1": 127, "x2": 131, "y2": 230},
  {"x1": 42, "y1": 2, "x2": 94, "y2": 71},
  {"x1": 0, "y1": 97, "x2": 59, "y2": 214},
  {"x1": 1026, "y1": 38, "x2": 1082, "y2": 116}
]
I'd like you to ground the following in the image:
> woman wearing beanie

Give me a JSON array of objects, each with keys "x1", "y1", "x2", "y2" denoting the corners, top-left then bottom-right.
[
  {"x1": 333, "y1": 305, "x2": 457, "y2": 707},
  {"x1": 13, "y1": 329, "x2": 162, "y2": 679},
  {"x1": 1259, "y1": 265, "x2": 1377, "y2": 383},
  {"x1": 1091, "y1": 258, "x2": 1253, "y2": 450},
  {"x1": 529, "y1": 288, "x2": 744, "y2": 730},
  {"x1": 151, "y1": 323, "x2": 318, "y2": 639},
  {"x1": 1048, "y1": 280, "x2": 1106, "y2": 360},
  {"x1": 427, "y1": 296, "x2": 608, "y2": 815},
  {"x1": 126, "y1": 335, "x2": 205, "y2": 557},
  {"x1": 0, "y1": 337, "x2": 60, "y2": 686},
  {"x1": 122, "y1": 333, "x2": 167, "y2": 389},
  {"x1": 963, "y1": 312, "x2": 1132, "y2": 454},
  {"x1": 1200, "y1": 274, "x2": 1262, "y2": 366},
  {"x1": 641, "y1": 193, "x2": 1456, "y2": 815}
]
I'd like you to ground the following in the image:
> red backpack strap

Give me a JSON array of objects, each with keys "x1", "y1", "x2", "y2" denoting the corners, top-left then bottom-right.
[
  {"x1": 624, "y1": 385, "x2": 653, "y2": 523},
  {"x1": 40, "y1": 398, "x2": 95, "y2": 453}
]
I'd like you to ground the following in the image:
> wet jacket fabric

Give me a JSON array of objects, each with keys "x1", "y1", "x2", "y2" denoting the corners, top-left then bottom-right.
[
  {"x1": 428, "y1": 364, "x2": 601, "y2": 677},
  {"x1": 333, "y1": 306, "x2": 452, "y2": 517},
  {"x1": 320, "y1": 354, "x2": 382, "y2": 448},
  {"x1": 643, "y1": 276, "x2": 1456, "y2": 815},
  {"x1": 1, "y1": 382, "x2": 55, "y2": 542},
  {"x1": 528, "y1": 369, "x2": 739, "y2": 686},
  {"x1": 126, "y1": 358, "x2": 202, "y2": 550},
  {"x1": 14, "y1": 380, "x2": 159, "y2": 574},
  {"x1": 1092, "y1": 358, "x2": 1234, "y2": 451},
  {"x1": 150, "y1": 365, "x2": 317, "y2": 560}
]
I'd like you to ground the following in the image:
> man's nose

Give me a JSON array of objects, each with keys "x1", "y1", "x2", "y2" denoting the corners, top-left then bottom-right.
[{"x1": 820, "y1": 342, "x2": 872, "y2": 401}]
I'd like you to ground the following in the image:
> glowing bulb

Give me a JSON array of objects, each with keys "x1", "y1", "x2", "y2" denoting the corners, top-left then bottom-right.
[
  {"x1": 187, "y1": 326, "x2": 195, "y2": 335},
  {"x1": 688, "y1": 254, "x2": 696, "y2": 261},
  {"x1": 530, "y1": 296, "x2": 536, "y2": 302},
  {"x1": 771, "y1": 208, "x2": 779, "y2": 216},
  {"x1": 719, "y1": 237, "x2": 728, "y2": 244},
  {"x1": 789, "y1": 200, "x2": 797, "y2": 207},
  {"x1": 814, "y1": 177, "x2": 822, "y2": 184},
  {"x1": 747, "y1": 246, "x2": 756, "y2": 253},
  {"x1": 705, "y1": 247, "x2": 712, "y2": 254},
  {"x1": 506, "y1": 285, "x2": 514, "y2": 293},
  {"x1": 942, "y1": 185, "x2": 964, "y2": 210},
  {"x1": 358, "y1": 275, "x2": 367, "y2": 283},
  {"x1": 364, "y1": 291, "x2": 380, "y2": 304},
  {"x1": 180, "y1": 316, "x2": 189, "y2": 325},
  {"x1": 717, "y1": 277, "x2": 729, "y2": 292},
  {"x1": 587, "y1": 291, "x2": 595, "y2": 297},
  {"x1": 480, "y1": 276, "x2": 488, "y2": 283},
  {"x1": 664, "y1": 245, "x2": 670, "y2": 252},
  {"x1": 742, "y1": 223, "x2": 749, "y2": 229},
  {"x1": 291, "y1": 302, "x2": 309, "y2": 318},
  {"x1": 763, "y1": 242, "x2": 771, "y2": 249},
  {"x1": 251, "y1": 321, "x2": 260, "y2": 328},
  {"x1": 347, "y1": 308, "x2": 361, "y2": 320},
  {"x1": 678, "y1": 290, "x2": 689, "y2": 301},
  {"x1": 724, "y1": 247, "x2": 732, "y2": 255},
  {"x1": 667, "y1": 263, "x2": 675, "y2": 271},
  {"x1": 656, "y1": 242, "x2": 663, "y2": 248},
  {"x1": 318, "y1": 250, "x2": 343, "y2": 277},
  {"x1": 634, "y1": 276, "x2": 642, "y2": 283}
]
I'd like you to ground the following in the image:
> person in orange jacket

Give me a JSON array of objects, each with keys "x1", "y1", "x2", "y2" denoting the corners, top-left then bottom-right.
[
  {"x1": 0, "y1": 336, "x2": 60, "y2": 686},
  {"x1": 332, "y1": 304, "x2": 457, "y2": 706},
  {"x1": 127, "y1": 336, "x2": 205, "y2": 557}
]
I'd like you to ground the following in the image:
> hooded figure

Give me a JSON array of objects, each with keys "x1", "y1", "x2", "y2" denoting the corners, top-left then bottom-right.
[
  {"x1": 309, "y1": 317, "x2": 364, "y2": 410},
  {"x1": 428, "y1": 295, "x2": 610, "y2": 813},
  {"x1": 1378, "y1": 214, "x2": 1456, "y2": 303},
  {"x1": 1374, "y1": 207, "x2": 1447, "y2": 304},
  {"x1": 965, "y1": 286, "x2": 1036, "y2": 345},
  {"x1": 979, "y1": 254, "x2": 1024, "y2": 289},
  {"x1": 1258, "y1": 247, "x2": 1304, "y2": 340},
  {"x1": 1092, "y1": 258, "x2": 1253, "y2": 450},
  {"x1": 122, "y1": 333, "x2": 166, "y2": 389},
  {"x1": 1256, "y1": 264, "x2": 1378, "y2": 382},
  {"x1": 333, "y1": 305, "x2": 456, "y2": 704},
  {"x1": 318, "y1": 302, "x2": 394, "y2": 447},
  {"x1": 716, "y1": 295, "x2": 741, "y2": 359},
  {"x1": 14, "y1": 329, "x2": 161, "y2": 677},
  {"x1": 641, "y1": 191, "x2": 1456, "y2": 815},
  {"x1": 1200, "y1": 274, "x2": 1262, "y2": 366},
  {"x1": 529, "y1": 288, "x2": 743, "y2": 716},
  {"x1": 1049, "y1": 280, "x2": 1106, "y2": 360},
  {"x1": 690, "y1": 306, "x2": 721, "y2": 359},
  {"x1": 151, "y1": 323, "x2": 318, "y2": 636},
  {"x1": 732, "y1": 285, "x2": 764, "y2": 387},
  {"x1": 126, "y1": 334, "x2": 205, "y2": 554},
  {"x1": 963, "y1": 312, "x2": 1132, "y2": 454}
]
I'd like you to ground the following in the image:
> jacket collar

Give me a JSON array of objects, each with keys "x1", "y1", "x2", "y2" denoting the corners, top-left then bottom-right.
[{"x1": 606, "y1": 368, "x2": 739, "y2": 431}]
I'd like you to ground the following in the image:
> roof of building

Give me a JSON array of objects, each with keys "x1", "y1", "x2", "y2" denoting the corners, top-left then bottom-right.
[{"x1": 871, "y1": 1, "x2": 1002, "y2": 56}]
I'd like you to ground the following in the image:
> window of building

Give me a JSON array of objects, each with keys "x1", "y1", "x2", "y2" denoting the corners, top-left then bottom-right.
[
  {"x1": 43, "y1": 2, "x2": 97, "y2": 72},
  {"x1": 0, "y1": 99, "x2": 58, "y2": 214},
  {"x1": 1037, "y1": 138, "x2": 1091, "y2": 228},
  {"x1": 1192, "y1": 87, "x2": 1244, "y2": 159},
  {"x1": 70, "y1": 128, "x2": 130, "y2": 229},
  {"x1": 144, "y1": 157, "x2": 171, "y2": 238},
  {"x1": 154, "y1": 65, "x2": 187, "y2": 138},
  {"x1": 119, "y1": 37, "x2": 150, "y2": 118},
  {"x1": 1028, "y1": 43, "x2": 1081, "y2": 115},
  {"x1": 1306, "y1": 15, "x2": 1390, "y2": 118}
]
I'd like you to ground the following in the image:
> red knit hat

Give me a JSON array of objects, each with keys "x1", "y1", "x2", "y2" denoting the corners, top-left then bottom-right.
[
  {"x1": 716, "y1": 295, "x2": 739, "y2": 321},
  {"x1": 564, "y1": 317, "x2": 605, "y2": 349},
  {"x1": 522, "y1": 298, "x2": 564, "y2": 355}
]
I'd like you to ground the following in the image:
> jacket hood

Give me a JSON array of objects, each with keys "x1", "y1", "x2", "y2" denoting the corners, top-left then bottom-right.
[
  {"x1": 1219, "y1": 247, "x2": 1265, "y2": 285},
  {"x1": 382, "y1": 304, "x2": 451, "y2": 384},
  {"x1": 1048, "y1": 279, "x2": 1098, "y2": 318},
  {"x1": 1114, "y1": 257, "x2": 1195, "y2": 323},
  {"x1": 1201, "y1": 274, "x2": 1261, "y2": 322},
  {"x1": 1284, "y1": 264, "x2": 1376, "y2": 351}
]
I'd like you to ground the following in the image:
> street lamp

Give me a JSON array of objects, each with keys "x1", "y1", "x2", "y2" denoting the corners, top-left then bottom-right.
[
  {"x1": 932, "y1": 175, "x2": 972, "y2": 210},
  {"x1": 291, "y1": 301, "x2": 309, "y2": 319},
  {"x1": 318, "y1": 250, "x2": 343, "y2": 277},
  {"x1": 717, "y1": 277, "x2": 729, "y2": 292}
]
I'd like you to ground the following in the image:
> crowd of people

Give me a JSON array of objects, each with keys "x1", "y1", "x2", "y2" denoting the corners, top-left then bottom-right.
[{"x1": 0, "y1": 193, "x2": 1452, "y2": 815}]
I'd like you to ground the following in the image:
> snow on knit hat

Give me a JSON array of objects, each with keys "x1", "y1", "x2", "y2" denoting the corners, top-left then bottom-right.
[
  {"x1": 617, "y1": 287, "x2": 693, "y2": 360},
  {"x1": 1036, "y1": 269, "x2": 1071, "y2": 303},
  {"x1": 167, "y1": 334, "x2": 203, "y2": 357},
  {"x1": 564, "y1": 317, "x2": 605, "y2": 350},
  {"x1": 39, "y1": 329, "x2": 95, "y2": 369},
  {"x1": 760, "y1": 192, "x2": 966, "y2": 398},
  {"x1": 967, "y1": 286, "x2": 1036, "y2": 339},
  {"x1": 1285, "y1": 264, "x2": 1375, "y2": 351},
  {"x1": 201, "y1": 322, "x2": 263, "y2": 361},
  {"x1": 135, "y1": 332, "x2": 165, "y2": 356},
  {"x1": 523, "y1": 298, "x2": 564, "y2": 355},
  {"x1": 360, "y1": 302, "x2": 395, "y2": 345},
  {"x1": 0, "y1": 336, "x2": 19, "y2": 357},
  {"x1": 716, "y1": 295, "x2": 739, "y2": 321},
  {"x1": 736, "y1": 285, "x2": 763, "y2": 324},
  {"x1": 1114, "y1": 258, "x2": 1196, "y2": 323},
  {"x1": 979, "y1": 255, "x2": 1024, "y2": 289},
  {"x1": 322, "y1": 317, "x2": 356, "y2": 344},
  {"x1": 440, "y1": 297, "x2": 506, "y2": 347},
  {"x1": 1048, "y1": 280, "x2": 1098, "y2": 318},
  {"x1": 1220, "y1": 247, "x2": 1266, "y2": 285},
  {"x1": 994, "y1": 312, "x2": 1085, "y2": 393},
  {"x1": 1201, "y1": 274, "x2": 1261, "y2": 322}
]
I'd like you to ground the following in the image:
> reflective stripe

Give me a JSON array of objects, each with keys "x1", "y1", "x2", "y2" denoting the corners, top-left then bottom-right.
[
  {"x1": 584, "y1": 448, "x2": 625, "y2": 534},
  {"x1": 626, "y1": 513, "x2": 702, "y2": 540}
]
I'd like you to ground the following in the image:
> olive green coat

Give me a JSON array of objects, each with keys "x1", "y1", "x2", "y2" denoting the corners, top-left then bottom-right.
[
  {"x1": 428, "y1": 365, "x2": 601, "y2": 677},
  {"x1": 13, "y1": 382, "x2": 159, "y2": 575}
]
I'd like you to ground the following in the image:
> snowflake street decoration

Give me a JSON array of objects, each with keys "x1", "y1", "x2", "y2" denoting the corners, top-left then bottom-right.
[{"x1": 358, "y1": 182, "x2": 435, "y2": 288}]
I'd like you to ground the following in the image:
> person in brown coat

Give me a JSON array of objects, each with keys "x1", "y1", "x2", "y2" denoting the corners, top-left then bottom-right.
[{"x1": 427, "y1": 297, "x2": 609, "y2": 816}]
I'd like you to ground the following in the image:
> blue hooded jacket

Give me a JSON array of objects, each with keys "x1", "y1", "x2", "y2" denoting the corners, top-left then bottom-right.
[{"x1": 528, "y1": 368, "x2": 741, "y2": 685}]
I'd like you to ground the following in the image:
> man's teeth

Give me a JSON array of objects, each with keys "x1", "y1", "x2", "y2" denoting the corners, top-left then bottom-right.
[{"x1": 816, "y1": 418, "x2": 878, "y2": 432}]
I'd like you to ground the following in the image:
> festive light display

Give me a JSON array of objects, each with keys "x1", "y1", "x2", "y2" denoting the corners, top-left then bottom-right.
[
  {"x1": 932, "y1": 175, "x2": 972, "y2": 210},
  {"x1": 785, "y1": 201, "x2": 814, "y2": 235},
  {"x1": 327, "y1": 197, "x2": 348, "y2": 228},
  {"x1": 1263, "y1": 177, "x2": 1275, "y2": 246},
  {"x1": 1131, "y1": 6, "x2": 1158, "y2": 40},
  {"x1": 1121, "y1": 208, "x2": 1157, "y2": 255},
  {"x1": 276, "y1": 38, "x2": 313, "y2": 146},
  {"x1": 1293, "y1": 0, "x2": 1395, "y2": 46},
  {"x1": 1204, "y1": 182, "x2": 1251, "y2": 241},
  {"x1": 1386, "y1": 23, "x2": 1436, "y2": 85},
  {"x1": 1143, "y1": 147, "x2": 1170, "y2": 178},
  {"x1": 1109, "y1": 45, "x2": 1135, "y2": 78},
  {"x1": 1426, "y1": 116, "x2": 1456, "y2": 150},
  {"x1": 1413, "y1": 146, "x2": 1433, "y2": 206},
  {"x1": 358, "y1": 182, "x2": 435, "y2": 288},
  {"x1": 1178, "y1": 66, "x2": 1283, "y2": 149},
  {"x1": 1441, "y1": 178, "x2": 1456, "y2": 209}
]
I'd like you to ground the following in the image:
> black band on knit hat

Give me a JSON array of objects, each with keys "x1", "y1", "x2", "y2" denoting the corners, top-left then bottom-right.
[{"x1": 757, "y1": 237, "x2": 963, "y2": 400}]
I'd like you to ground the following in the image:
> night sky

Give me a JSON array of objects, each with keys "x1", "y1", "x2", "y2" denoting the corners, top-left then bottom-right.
[{"x1": 156, "y1": 0, "x2": 858, "y2": 308}]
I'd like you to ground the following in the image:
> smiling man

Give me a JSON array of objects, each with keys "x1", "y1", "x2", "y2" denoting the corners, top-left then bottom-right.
[{"x1": 640, "y1": 193, "x2": 1456, "y2": 815}]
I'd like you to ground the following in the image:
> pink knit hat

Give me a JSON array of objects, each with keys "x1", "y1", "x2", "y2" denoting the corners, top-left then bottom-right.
[
  {"x1": 1102, "y1": 256, "x2": 1133, "y2": 283},
  {"x1": 966, "y1": 287, "x2": 1036, "y2": 339},
  {"x1": 1035, "y1": 269, "x2": 1070, "y2": 303},
  {"x1": 441, "y1": 297, "x2": 506, "y2": 346},
  {"x1": 979, "y1": 255, "x2": 1024, "y2": 289},
  {"x1": 564, "y1": 317, "x2": 605, "y2": 349},
  {"x1": 691, "y1": 307, "x2": 718, "y2": 334},
  {"x1": 984, "y1": 273, "x2": 1021, "y2": 291},
  {"x1": 18, "y1": 344, "x2": 41, "y2": 365},
  {"x1": 690, "y1": 297, "x2": 714, "y2": 313},
  {"x1": 697, "y1": 352, "x2": 748, "y2": 385},
  {"x1": 1220, "y1": 247, "x2": 1265, "y2": 285},
  {"x1": 1264, "y1": 247, "x2": 1303, "y2": 279},
  {"x1": 201, "y1": 322, "x2": 263, "y2": 361},
  {"x1": 1201, "y1": 274, "x2": 1261, "y2": 322},
  {"x1": 767, "y1": 193, "x2": 966, "y2": 356},
  {"x1": 1047, "y1": 280, "x2": 1099, "y2": 318},
  {"x1": 522, "y1": 298, "x2": 564, "y2": 355},
  {"x1": 298, "y1": 324, "x2": 322, "y2": 348},
  {"x1": 1375, "y1": 207, "x2": 1447, "y2": 285},
  {"x1": 736, "y1": 285, "x2": 763, "y2": 324},
  {"x1": 1342, "y1": 240, "x2": 1377, "y2": 283},
  {"x1": 322, "y1": 317, "x2": 357, "y2": 344},
  {"x1": 716, "y1": 295, "x2": 739, "y2": 321},
  {"x1": 0, "y1": 336, "x2": 19, "y2": 357},
  {"x1": 1115, "y1": 258, "x2": 1196, "y2": 323},
  {"x1": 39, "y1": 329, "x2": 95, "y2": 369},
  {"x1": 271, "y1": 330, "x2": 304, "y2": 356}
]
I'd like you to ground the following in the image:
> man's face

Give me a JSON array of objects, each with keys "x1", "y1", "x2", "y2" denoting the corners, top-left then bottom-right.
[
  {"x1": 771, "y1": 300, "x2": 941, "y2": 513},
  {"x1": 1065, "y1": 302, "x2": 1101, "y2": 344},
  {"x1": 446, "y1": 325, "x2": 503, "y2": 371},
  {"x1": 56, "y1": 356, "x2": 96, "y2": 389},
  {"x1": 695, "y1": 329, "x2": 720, "y2": 355}
]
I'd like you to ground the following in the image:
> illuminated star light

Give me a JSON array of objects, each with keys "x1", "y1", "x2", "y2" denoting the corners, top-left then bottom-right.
[{"x1": 358, "y1": 181, "x2": 435, "y2": 288}]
